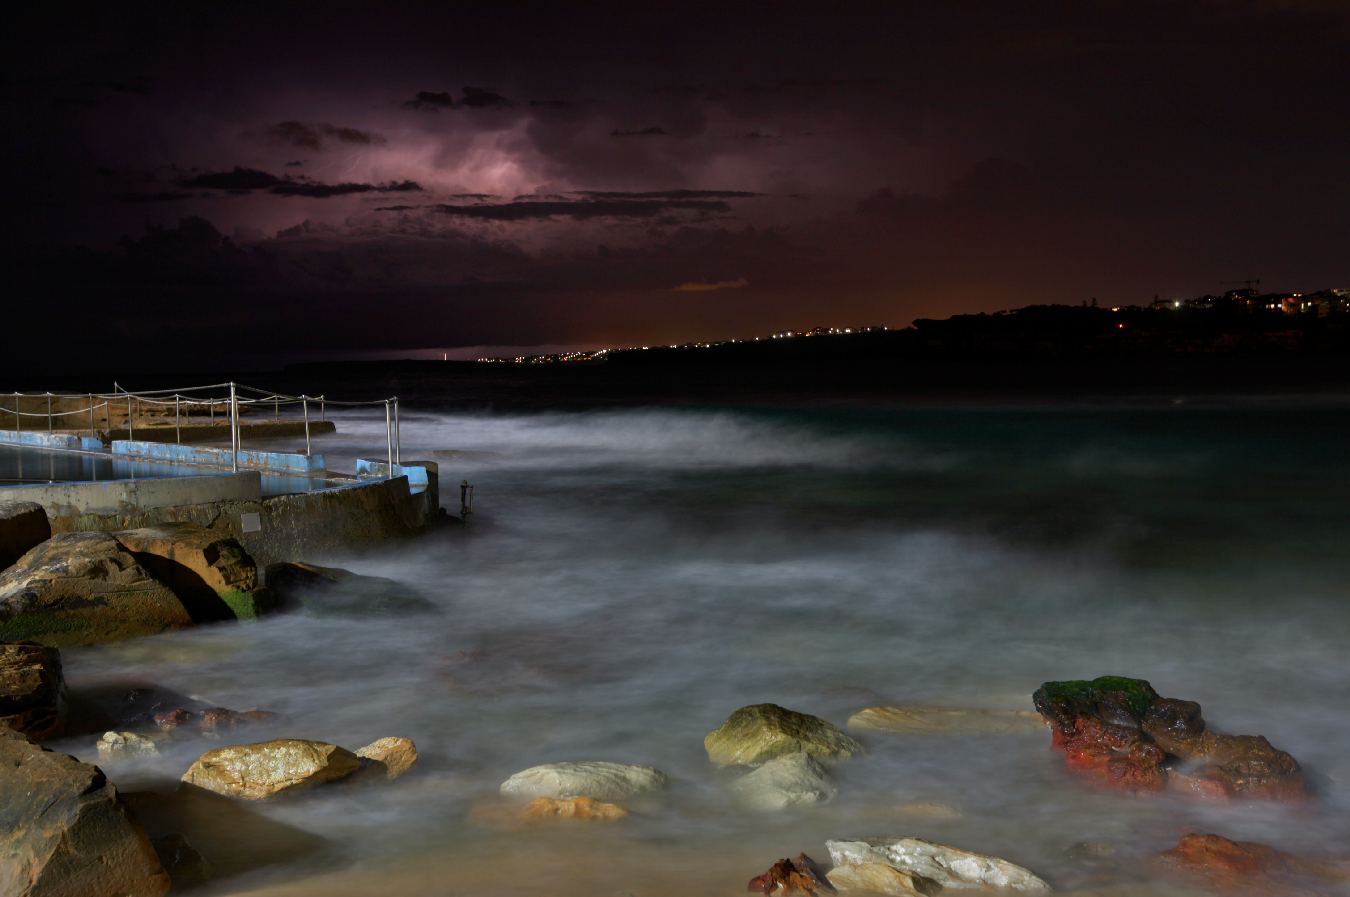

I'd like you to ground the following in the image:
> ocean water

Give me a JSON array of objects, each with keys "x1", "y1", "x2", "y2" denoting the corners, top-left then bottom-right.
[{"x1": 51, "y1": 401, "x2": 1350, "y2": 895}]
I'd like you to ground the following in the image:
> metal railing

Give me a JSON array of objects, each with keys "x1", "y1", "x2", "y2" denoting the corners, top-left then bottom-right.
[{"x1": 0, "y1": 381, "x2": 402, "y2": 473}]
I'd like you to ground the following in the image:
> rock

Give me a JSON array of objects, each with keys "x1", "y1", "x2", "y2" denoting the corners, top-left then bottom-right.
[
  {"x1": 728, "y1": 752, "x2": 837, "y2": 811},
  {"x1": 705, "y1": 704, "x2": 862, "y2": 767},
  {"x1": 1154, "y1": 833, "x2": 1350, "y2": 897},
  {"x1": 355, "y1": 736, "x2": 418, "y2": 780},
  {"x1": 0, "y1": 640, "x2": 67, "y2": 739},
  {"x1": 1032, "y1": 676, "x2": 1306, "y2": 799},
  {"x1": 0, "y1": 532, "x2": 194, "y2": 646},
  {"x1": 0, "y1": 502, "x2": 50, "y2": 571},
  {"x1": 499, "y1": 760, "x2": 668, "y2": 801},
  {"x1": 848, "y1": 706, "x2": 1044, "y2": 736},
  {"x1": 97, "y1": 730, "x2": 161, "y2": 758},
  {"x1": 115, "y1": 523, "x2": 275, "y2": 620},
  {"x1": 263, "y1": 561, "x2": 435, "y2": 616},
  {"x1": 524, "y1": 797, "x2": 629, "y2": 820},
  {"x1": 0, "y1": 726, "x2": 170, "y2": 897},
  {"x1": 181, "y1": 739, "x2": 363, "y2": 799},
  {"x1": 827, "y1": 838, "x2": 1052, "y2": 893},
  {"x1": 151, "y1": 833, "x2": 212, "y2": 888},
  {"x1": 826, "y1": 863, "x2": 936, "y2": 896},
  {"x1": 748, "y1": 853, "x2": 834, "y2": 895}
]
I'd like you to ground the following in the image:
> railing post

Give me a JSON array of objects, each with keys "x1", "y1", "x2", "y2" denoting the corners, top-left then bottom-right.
[
  {"x1": 88, "y1": 394, "x2": 95, "y2": 435},
  {"x1": 394, "y1": 397, "x2": 401, "y2": 464},
  {"x1": 302, "y1": 395, "x2": 311, "y2": 456},
  {"x1": 229, "y1": 382, "x2": 239, "y2": 472},
  {"x1": 320, "y1": 395, "x2": 326, "y2": 422},
  {"x1": 209, "y1": 399, "x2": 215, "y2": 426},
  {"x1": 46, "y1": 392, "x2": 52, "y2": 433},
  {"x1": 13, "y1": 392, "x2": 20, "y2": 432},
  {"x1": 127, "y1": 395, "x2": 134, "y2": 441},
  {"x1": 274, "y1": 397, "x2": 279, "y2": 420},
  {"x1": 385, "y1": 399, "x2": 394, "y2": 473},
  {"x1": 175, "y1": 395, "x2": 181, "y2": 443}
]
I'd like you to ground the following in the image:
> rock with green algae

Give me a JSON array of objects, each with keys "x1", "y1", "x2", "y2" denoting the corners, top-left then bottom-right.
[
  {"x1": 705, "y1": 703, "x2": 862, "y2": 767},
  {"x1": 0, "y1": 532, "x2": 194, "y2": 646},
  {"x1": 1032, "y1": 675, "x2": 1306, "y2": 800},
  {"x1": 114, "y1": 523, "x2": 276, "y2": 621}
]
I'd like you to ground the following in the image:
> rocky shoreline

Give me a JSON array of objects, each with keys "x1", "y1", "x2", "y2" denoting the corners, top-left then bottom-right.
[{"x1": 3, "y1": 498, "x2": 1348, "y2": 896}]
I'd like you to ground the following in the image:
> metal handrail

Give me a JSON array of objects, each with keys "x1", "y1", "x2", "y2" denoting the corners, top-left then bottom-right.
[{"x1": 3, "y1": 381, "x2": 404, "y2": 473}]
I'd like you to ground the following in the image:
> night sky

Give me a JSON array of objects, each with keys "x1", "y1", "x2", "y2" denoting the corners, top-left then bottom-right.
[{"x1": 5, "y1": 1, "x2": 1348, "y2": 371}]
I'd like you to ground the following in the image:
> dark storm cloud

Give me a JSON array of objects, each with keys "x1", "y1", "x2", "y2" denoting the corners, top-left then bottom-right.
[
  {"x1": 117, "y1": 190, "x2": 197, "y2": 203},
  {"x1": 577, "y1": 190, "x2": 763, "y2": 200},
  {"x1": 402, "y1": 90, "x2": 457, "y2": 110},
  {"x1": 266, "y1": 121, "x2": 386, "y2": 151},
  {"x1": 419, "y1": 198, "x2": 732, "y2": 220},
  {"x1": 609, "y1": 127, "x2": 670, "y2": 137},
  {"x1": 178, "y1": 167, "x2": 421, "y2": 199},
  {"x1": 460, "y1": 86, "x2": 512, "y2": 108}
]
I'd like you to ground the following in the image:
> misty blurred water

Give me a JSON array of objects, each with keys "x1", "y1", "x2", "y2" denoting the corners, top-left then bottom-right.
[{"x1": 52, "y1": 401, "x2": 1350, "y2": 895}]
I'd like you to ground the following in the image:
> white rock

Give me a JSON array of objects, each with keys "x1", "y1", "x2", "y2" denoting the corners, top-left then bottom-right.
[
  {"x1": 728, "y1": 752, "x2": 836, "y2": 811},
  {"x1": 96, "y1": 731, "x2": 159, "y2": 758},
  {"x1": 827, "y1": 838, "x2": 1051, "y2": 892},
  {"x1": 499, "y1": 761, "x2": 667, "y2": 801}
]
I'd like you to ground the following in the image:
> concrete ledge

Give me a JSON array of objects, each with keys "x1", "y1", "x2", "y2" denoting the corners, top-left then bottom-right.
[
  {"x1": 113, "y1": 441, "x2": 326, "y2": 474},
  {"x1": 355, "y1": 459, "x2": 430, "y2": 487},
  {"x1": 4, "y1": 472, "x2": 263, "y2": 517},
  {"x1": 0, "y1": 430, "x2": 104, "y2": 452},
  {"x1": 47, "y1": 475, "x2": 440, "y2": 567}
]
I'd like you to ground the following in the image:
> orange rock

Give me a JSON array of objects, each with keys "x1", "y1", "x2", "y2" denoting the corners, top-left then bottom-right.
[
  {"x1": 1155, "y1": 833, "x2": 1350, "y2": 897},
  {"x1": 523, "y1": 796, "x2": 628, "y2": 820}
]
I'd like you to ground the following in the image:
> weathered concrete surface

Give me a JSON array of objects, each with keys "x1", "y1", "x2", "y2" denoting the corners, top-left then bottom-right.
[
  {"x1": 50, "y1": 475, "x2": 439, "y2": 568},
  {"x1": 113, "y1": 440, "x2": 326, "y2": 475},
  {"x1": 0, "y1": 430, "x2": 105, "y2": 452},
  {"x1": 7, "y1": 472, "x2": 262, "y2": 519},
  {"x1": 0, "y1": 641, "x2": 67, "y2": 740},
  {"x1": 113, "y1": 522, "x2": 274, "y2": 620},
  {"x1": 0, "y1": 726, "x2": 170, "y2": 897},
  {"x1": 0, "y1": 533, "x2": 193, "y2": 646},
  {"x1": 1, "y1": 501, "x2": 51, "y2": 571}
]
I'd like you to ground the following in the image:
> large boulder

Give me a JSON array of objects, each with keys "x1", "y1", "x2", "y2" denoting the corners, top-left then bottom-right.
[
  {"x1": 727, "y1": 752, "x2": 836, "y2": 812},
  {"x1": 0, "y1": 502, "x2": 50, "y2": 571},
  {"x1": 827, "y1": 862, "x2": 936, "y2": 896},
  {"x1": 827, "y1": 838, "x2": 1051, "y2": 893},
  {"x1": 114, "y1": 523, "x2": 274, "y2": 620},
  {"x1": 0, "y1": 641, "x2": 67, "y2": 739},
  {"x1": 263, "y1": 561, "x2": 435, "y2": 616},
  {"x1": 0, "y1": 533, "x2": 193, "y2": 646},
  {"x1": 499, "y1": 761, "x2": 668, "y2": 802},
  {"x1": 181, "y1": 739, "x2": 363, "y2": 799},
  {"x1": 705, "y1": 703, "x2": 862, "y2": 767},
  {"x1": 848, "y1": 706, "x2": 1044, "y2": 736},
  {"x1": 1032, "y1": 676, "x2": 1306, "y2": 799},
  {"x1": 0, "y1": 726, "x2": 169, "y2": 897}
]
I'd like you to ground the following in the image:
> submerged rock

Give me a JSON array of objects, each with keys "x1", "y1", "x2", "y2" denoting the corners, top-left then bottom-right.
[
  {"x1": 263, "y1": 561, "x2": 435, "y2": 616},
  {"x1": 0, "y1": 726, "x2": 169, "y2": 897},
  {"x1": 728, "y1": 752, "x2": 837, "y2": 811},
  {"x1": 98, "y1": 730, "x2": 161, "y2": 758},
  {"x1": 0, "y1": 501, "x2": 50, "y2": 572},
  {"x1": 0, "y1": 532, "x2": 193, "y2": 646},
  {"x1": 827, "y1": 838, "x2": 1051, "y2": 893},
  {"x1": 181, "y1": 738, "x2": 363, "y2": 799},
  {"x1": 0, "y1": 640, "x2": 67, "y2": 739},
  {"x1": 705, "y1": 704, "x2": 862, "y2": 767},
  {"x1": 151, "y1": 833, "x2": 213, "y2": 889},
  {"x1": 1154, "y1": 833, "x2": 1350, "y2": 897},
  {"x1": 499, "y1": 760, "x2": 668, "y2": 801},
  {"x1": 1032, "y1": 676, "x2": 1306, "y2": 799},
  {"x1": 848, "y1": 706, "x2": 1044, "y2": 736},
  {"x1": 826, "y1": 862, "x2": 936, "y2": 896},
  {"x1": 115, "y1": 523, "x2": 275, "y2": 620},
  {"x1": 355, "y1": 736, "x2": 418, "y2": 780},
  {"x1": 748, "y1": 853, "x2": 834, "y2": 895},
  {"x1": 524, "y1": 796, "x2": 629, "y2": 821}
]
